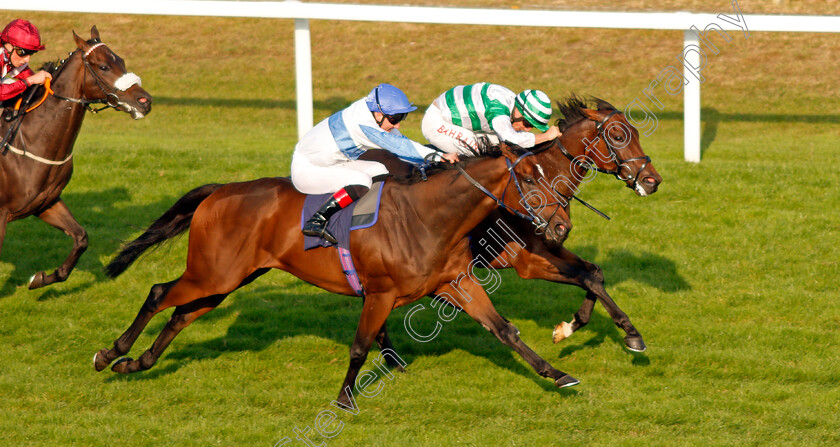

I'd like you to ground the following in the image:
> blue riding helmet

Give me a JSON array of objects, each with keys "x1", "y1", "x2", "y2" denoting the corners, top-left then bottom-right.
[{"x1": 365, "y1": 83, "x2": 418, "y2": 115}]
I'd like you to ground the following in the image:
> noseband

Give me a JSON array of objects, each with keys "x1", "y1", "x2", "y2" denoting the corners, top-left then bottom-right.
[{"x1": 556, "y1": 110, "x2": 652, "y2": 190}]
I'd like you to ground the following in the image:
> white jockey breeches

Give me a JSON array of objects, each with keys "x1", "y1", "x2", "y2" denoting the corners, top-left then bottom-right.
[
  {"x1": 421, "y1": 102, "x2": 500, "y2": 155},
  {"x1": 290, "y1": 153, "x2": 388, "y2": 195}
]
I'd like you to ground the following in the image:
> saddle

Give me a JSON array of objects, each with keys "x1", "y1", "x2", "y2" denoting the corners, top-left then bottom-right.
[{"x1": 300, "y1": 181, "x2": 384, "y2": 251}]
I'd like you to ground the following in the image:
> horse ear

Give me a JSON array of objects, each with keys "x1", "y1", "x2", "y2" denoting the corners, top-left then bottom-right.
[
  {"x1": 499, "y1": 142, "x2": 526, "y2": 161},
  {"x1": 90, "y1": 25, "x2": 101, "y2": 41},
  {"x1": 581, "y1": 108, "x2": 600, "y2": 121},
  {"x1": 73, "y1": 30, "x2": 88, "y2": 51}
]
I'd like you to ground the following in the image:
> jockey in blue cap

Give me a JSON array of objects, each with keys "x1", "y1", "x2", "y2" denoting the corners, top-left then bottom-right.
[{"x1": 291, "y1": 83, "x2": 459, "y2": 243}]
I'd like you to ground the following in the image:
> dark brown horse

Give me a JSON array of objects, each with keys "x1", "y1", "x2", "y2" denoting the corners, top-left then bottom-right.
[
  {"x1": 0, "y1": 26, "x2": 151, "y2": 289},
  {"x1": 96, "y1": 144, "x2": 577, "y2": 405},
  {"x1": 473, "y1": 97, "x2": 662, "y2": 350}
]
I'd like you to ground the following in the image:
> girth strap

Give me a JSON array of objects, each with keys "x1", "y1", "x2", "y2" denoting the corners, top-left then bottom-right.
[{"x1": 338, "y1": 247, "x2": 365, "y2": 297}]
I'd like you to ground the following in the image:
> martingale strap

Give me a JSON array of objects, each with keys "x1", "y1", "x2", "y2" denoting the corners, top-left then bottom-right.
[{"x1": 337, "y1": 247, "x2": 365, "y2": 296}]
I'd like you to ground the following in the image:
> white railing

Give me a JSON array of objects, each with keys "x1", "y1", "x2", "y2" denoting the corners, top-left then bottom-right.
[{"x1": 5, "y1": 1, "x2": 839, "y2": 162}]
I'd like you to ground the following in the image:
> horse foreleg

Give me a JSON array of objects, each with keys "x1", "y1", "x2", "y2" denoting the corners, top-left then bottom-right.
[
  {"x1": 373, "y1": 321, "x2": 406, "y2": 372},
  {"x1": 514, "y1": 245, "x2": 645, "y2": 352},
  {"x1": 29, "y1": 199, "x2": 87, "y2": 289},
  {"x1": 336, "y1": 293, "x2": 396, "y2": 407},
  {"x1": 434, "y1": 282, "x2": 579, "y2": 389},
  {"x1": 111, "y1": 294, "x2": 226, "y2": 374},
  {"x1": 363, "y1": 294, "x2": 405, "y2": 373},
  {"x1": 0, "y1": 211, "x2": 7, "y2": 260}
]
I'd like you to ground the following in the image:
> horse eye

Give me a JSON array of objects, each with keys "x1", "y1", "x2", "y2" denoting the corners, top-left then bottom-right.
[
  {"x1": 523, "y1": 177, "x2": 535, "y2": 185},
  {"x1": 99, "y1": 65, "x2": 109, "y2": 71}
]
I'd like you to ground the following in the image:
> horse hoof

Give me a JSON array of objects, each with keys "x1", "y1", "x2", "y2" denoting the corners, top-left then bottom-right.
[
  {"x1": 552, "y1": 321, "x2": 574, "y2": 344},
  {"x1": 555, "y1": 374, "x2": 580, "y2": 388},
  {"x1": 93, "y1": 349, "x2": 112, "y2": 372},
  {"x1": 624, "y1": 336, "x2": 647, "y2": 352},
  {"x1": 28, "y1": 272, "x2": 46, "y2": 290},
  {"x1": 111, "y1": 358, "x2": 133, "y2": 374}
]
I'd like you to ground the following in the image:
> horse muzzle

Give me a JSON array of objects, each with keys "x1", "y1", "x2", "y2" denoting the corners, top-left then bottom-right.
[
  {"x1": 542, "y1": 220, "x2": 571, "y2": 245},
  {"x1": 630, "y1": 173, "x2": 661, "y2": 197},
  {"x1": 110, "y1": 88, "x2": 152, "y2": 120}
]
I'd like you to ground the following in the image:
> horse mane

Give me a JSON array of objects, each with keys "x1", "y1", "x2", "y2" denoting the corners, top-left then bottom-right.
[
  {"x1": 554, "y1": 94, "x2": 618, "y2": 132},
  {"x1": 395, "y1": 137, "x2": 505, "y2": 185},
  {"x1": 39, "y1": 61, "x2": 60, "y2": 74}
]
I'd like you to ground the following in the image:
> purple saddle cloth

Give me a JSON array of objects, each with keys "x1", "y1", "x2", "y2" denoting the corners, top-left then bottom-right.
[{"x1": 301, "y1": 182, "x2": 384, "y2": 250}]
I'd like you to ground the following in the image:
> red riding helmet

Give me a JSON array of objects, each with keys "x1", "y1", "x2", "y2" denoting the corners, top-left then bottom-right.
[{"x1": 1, "y1": 19, "x2": 45, "y2": 51}]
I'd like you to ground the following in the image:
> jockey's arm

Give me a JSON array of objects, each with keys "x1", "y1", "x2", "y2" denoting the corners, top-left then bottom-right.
[
  {"x1": 25, "y1": 70, "x2": 52, "y2": 86},
  {"x1": 360, "y1": 125, "x2": 457, "y2": 164},
  {"x1": 490, "y1": 115, "x2": 537, "y2": 148}
]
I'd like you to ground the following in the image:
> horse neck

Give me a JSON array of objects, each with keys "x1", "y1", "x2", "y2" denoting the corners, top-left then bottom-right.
[
  {"x1": 412, "y1": 156, "x2": 512, "y2": 243},
  {"x1": 553, "y1": 123, "x2": 597, "y2": 197},
  {"x1": 19, "y1": 52, "x2": 89, "y2": 159}
]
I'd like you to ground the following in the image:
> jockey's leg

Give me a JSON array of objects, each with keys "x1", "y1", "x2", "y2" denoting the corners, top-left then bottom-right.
[
  {"x1": 302, "y1": 184, "x2": 368, "y2": 243},
  {"x1": 421, "y1": 102, "x2": 478, "y2": 155}
]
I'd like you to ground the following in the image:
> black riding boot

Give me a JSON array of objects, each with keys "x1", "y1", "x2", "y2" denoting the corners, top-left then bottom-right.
[{"x1": 302, "y1": 197, "x2": 343, "y2": 244}]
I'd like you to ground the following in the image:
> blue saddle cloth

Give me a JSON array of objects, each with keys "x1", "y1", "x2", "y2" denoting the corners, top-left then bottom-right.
[{"x1": 301, "y1": 182, "x2": 384, "y2": 250}]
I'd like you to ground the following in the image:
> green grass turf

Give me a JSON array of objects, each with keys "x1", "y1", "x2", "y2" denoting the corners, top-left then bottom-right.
[{"x1": 1, "y1": 4, "x2": 839, "y2": 446}]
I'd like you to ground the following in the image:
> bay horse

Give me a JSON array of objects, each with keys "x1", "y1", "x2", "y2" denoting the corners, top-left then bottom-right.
[
  {"x1": 0, "y1": 26, "x2": 151, "y2": 289},
  {"x1": 96, "y1": 144, "x2": 578, "y2": 405}
]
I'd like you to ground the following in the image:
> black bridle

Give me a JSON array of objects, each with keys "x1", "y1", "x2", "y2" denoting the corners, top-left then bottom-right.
[
  {"x1": 455, "y1": 151, "x2": 551, "y2": 232},
  {"x1": 1, "y1": 42, "x2": 134, "y2": 158},
  {"x1": 52, "y1": 42, "x2": 128, "y2": 113},
  {"x1": 556, "y1": 109, "x2": 652, "y2": 191}
]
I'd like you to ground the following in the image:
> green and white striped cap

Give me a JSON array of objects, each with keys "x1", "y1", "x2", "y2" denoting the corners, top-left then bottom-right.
[{"x1": 514, "y1": 90, "x2": 552, "y2": 132}]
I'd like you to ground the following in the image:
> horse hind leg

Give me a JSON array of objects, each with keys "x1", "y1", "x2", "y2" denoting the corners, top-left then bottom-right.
[
  {"x1": 29, "y1": 200, "x2": 87, "y2": 289},
  {"x1": 94, "y1": 279, "x2": 178, "y2": 371},
  {"x1": 95, "y1": 268, "x2": 268, "y2": 373},
  {"x1": 110, "y1": 294, "x2": 226, "y2": 374}
]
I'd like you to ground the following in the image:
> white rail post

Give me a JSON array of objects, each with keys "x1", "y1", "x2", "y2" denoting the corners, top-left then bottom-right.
[
  {"x1": 683, "y1": 29, "x2": 701, "y2": 163},
  {"x1": 294, "y1": 17, "x2": 313, "y2": 140}
]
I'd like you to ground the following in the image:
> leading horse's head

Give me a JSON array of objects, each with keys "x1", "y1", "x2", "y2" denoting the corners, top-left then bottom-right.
[
  {"x1": 71, "y1": 26, "x2": 152, "y2": 119},
  {"x1": 554, "y1": 95, "x2": 661, "y2": 196},
  {"x1": 494, "y1": 142, "x2": 572, "y2": 244}
]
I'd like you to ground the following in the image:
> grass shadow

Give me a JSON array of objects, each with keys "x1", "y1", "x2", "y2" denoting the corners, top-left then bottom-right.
[{"x1": 99, "y1": 278, "x2": 585, "y2": 396}]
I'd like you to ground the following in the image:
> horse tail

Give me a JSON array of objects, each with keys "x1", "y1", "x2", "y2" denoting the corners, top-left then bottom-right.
[{"x1": 104, "y1": 183, "x2": 225, "y2": 278}]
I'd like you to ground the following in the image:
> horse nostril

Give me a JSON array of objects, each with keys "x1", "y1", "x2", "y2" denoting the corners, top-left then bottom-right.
[
  {"x1": 555, "y1": 224, "x2": 568, "y2": 238},
  {"x1": 644, "y1": 176, "x2": 656, "y2": 184}
]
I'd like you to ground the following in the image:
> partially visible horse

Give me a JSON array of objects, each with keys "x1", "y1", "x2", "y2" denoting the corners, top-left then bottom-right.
[
  {"x1": 0, "y1": 26, "x2": 152, "y2": 289},
  {"x1": 96, "y1": 143, "x2": 577, "y2": 405}
]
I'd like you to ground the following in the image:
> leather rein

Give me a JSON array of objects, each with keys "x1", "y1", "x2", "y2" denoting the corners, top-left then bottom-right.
[{"x1": 455, "y1": 150, "x2": 551, "y2": 232}]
